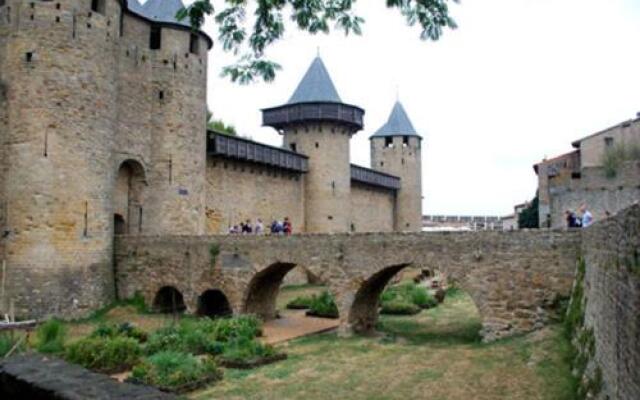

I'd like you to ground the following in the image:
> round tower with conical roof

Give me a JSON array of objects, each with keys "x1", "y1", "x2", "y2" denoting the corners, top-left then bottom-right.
[
  {"x1": 263, "y1": 56, "x2": 364, "y2": 232},
  {"x1": 370, "y1": 101, "x2": 423, "y2": 232}
]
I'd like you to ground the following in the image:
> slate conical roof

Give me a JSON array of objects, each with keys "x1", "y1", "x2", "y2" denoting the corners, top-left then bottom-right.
[
  {"x1": 127, "y1": 0, "x2": 145, "y2": 14},
  {"x1": 371, "y1": 101, "x2": 421, "y2": 139},
  {"x1": 140, "y1": 0, "x2": 189, "y2": 26},
  {"x1": 288, "y1": 56, "x2": 342, "y2": 104}
]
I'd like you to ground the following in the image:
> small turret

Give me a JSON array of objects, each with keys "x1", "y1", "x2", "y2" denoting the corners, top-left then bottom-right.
[
  {"x1": 371, "y1": 101, "x2": 423, "y2": 231},
  {"x1": 262, "y1": 56, "x2": 365, "y2": 232}
]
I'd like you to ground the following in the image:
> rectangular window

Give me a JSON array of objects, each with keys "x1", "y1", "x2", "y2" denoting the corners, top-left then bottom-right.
[
  {"x1": 403, "y1": 136, "x2": 409, "y2": 147},
  {"x1": 385, "y1": 137, "x2": 393, "y2": 148},
  {"x1": 189, "y1": 33, "x2": 199, "y2": 55},
  {"x1": 150, "y1": 26, "x2": 161, "y2": 50},
  {"x1": 289, "y1": 143, "x2": 297, "y2": 152},
  {"x1": 91, "y1": 0, "x2": 105, "y2": 14},
  {"x1": 604, "y1": 137, "x2": 614, "y2": 147},
  {"x1": 0, "y1": 0, "x2": 6, "y2": 7}
]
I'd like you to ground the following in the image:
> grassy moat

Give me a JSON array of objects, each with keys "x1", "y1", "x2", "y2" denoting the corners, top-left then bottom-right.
[
  {"x1": 192, "y1": 287, "x2": 576, "y2": 400},
  {"x1": 1, "y1": 285, "x2": 576, "y2": 399}
]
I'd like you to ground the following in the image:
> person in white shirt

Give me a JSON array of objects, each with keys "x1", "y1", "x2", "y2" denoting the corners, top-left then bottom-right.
[{"x1": 579, "y1": 204, "x2": 593, "y2": 228}]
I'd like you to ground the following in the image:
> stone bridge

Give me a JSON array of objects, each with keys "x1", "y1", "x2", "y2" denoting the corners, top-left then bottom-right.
[{"x1": 115, "y1": 230, "x2": 580, "y2": 341}]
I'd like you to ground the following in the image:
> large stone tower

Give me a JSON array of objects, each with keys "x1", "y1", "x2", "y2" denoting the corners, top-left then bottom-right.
[
  {"x1": 262, "y1": 57, "x2": 364, "y2": 232},
  {"x1": 0, "y1": 0, "x2": 210, "y2": 318},
  {"x1": 370, "y1": 101, "x2": 423, "y2": 231}
]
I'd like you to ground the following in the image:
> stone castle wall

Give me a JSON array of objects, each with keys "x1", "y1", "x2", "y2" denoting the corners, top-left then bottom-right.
[
  {"x1": 205, "y1": 157, "x2": 305, "y2": 233},
  {"x1": 548, "y1": 161, "x2": 640, "y2": 228},
  {"x1": 0, "y1": 0, "x2": 209, "y2": 318},
  {"x1": 576, "y1": 204, "x2": 640, "y2": 399},
  {"x1": 371, "y1": 136, "x2": 422, "y2": 231},
  {"x1": 350, "y1": 182, "x2": 395, "y2": 232}
]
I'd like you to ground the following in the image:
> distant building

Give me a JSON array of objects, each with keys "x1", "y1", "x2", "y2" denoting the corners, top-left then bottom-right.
[
  {"x1": 422, "y1": 215, "x2": 503, "y2": 231},
  {"x1": 535, "y1": 114, "x2": 640, "y2": 228}
]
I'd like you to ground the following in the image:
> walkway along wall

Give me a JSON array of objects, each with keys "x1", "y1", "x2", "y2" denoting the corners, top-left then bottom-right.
[
  {"x1": 115, "y1": 230, "x2": 580, "y2": 342},
  {"x1": 570, "y1": 204, "x2": 640, "y2": 400}
]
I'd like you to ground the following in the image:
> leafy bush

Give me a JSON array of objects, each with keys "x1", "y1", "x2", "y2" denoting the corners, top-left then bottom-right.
[
  {"x1": 0, "y1": 333, "x2": 26, "y2": 357},
  {"x1": 221, "y1": 336, "x2": 277, "y2": 362},
  {"x1": 380, "y1": 282, "x2": 438, "y2": 311},
  {"x1": 410, "y1": 286, "x2": 438, "y2": 309},
  {"x1": 91, "y1": 322, "x2": 148, "y2": 342},
  {"x1": 36, "y1": 319, "x2": 67, "y2": 354},
  {"x1": 145, "y1": 316, "x2": 261, "y2": 355},
  {"x1": 65, "y1": 336, "x2": 141, "y2": 373},
  {"x1": 286, "y1": 295, "x2": 314, "y2": 309},
  {"x1": 130, "y1": 351, "x2": 222, "y2": 392},
  {"x1": 380, "y1": 301, "x2": 421, "y2": 315},
  {"x1": 307, "y1": 291, "x2": 339, "y2": 318}
]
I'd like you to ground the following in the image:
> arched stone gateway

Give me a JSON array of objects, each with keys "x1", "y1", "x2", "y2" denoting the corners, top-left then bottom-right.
[
  {"x1": 153, "y1": 286, "x2": 186, "y2": 314},
  {"x1": 116, "y1": 230, "x2": 580, "y2": 341},
  {"x1": 197, "y1": 289, "x2": 233, "y2": 318}
]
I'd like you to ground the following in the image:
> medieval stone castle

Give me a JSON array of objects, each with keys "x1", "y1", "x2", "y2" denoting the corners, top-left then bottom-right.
[{"x1": 0, "y1": 0, "x2": 422, "y2": 318}]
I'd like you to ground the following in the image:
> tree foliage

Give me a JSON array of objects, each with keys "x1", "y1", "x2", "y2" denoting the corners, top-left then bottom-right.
[
  {"x1": 177, "y1": 0, "x2": 458, "y2": 83},
  {"x1": 518, "y1": 194, "x2": 539, "y2": 229},
  {"x1": 206, "y1": 110, "x2": 237, "y2": 136}
]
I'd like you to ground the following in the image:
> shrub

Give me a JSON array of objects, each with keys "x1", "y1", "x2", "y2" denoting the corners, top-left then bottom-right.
[
  {"x1": 91, "y1": 322, "x2": 148, "y2": 343},
  {"x1": 145, "y1": 316, "x2": 261, "y2": 355},
  {"x1": 0, "y1": 333, "x2": 26, "y2": 357},
  {"x1": 410, "y1": 286, "x2": 438, "y2": 309},
  {"x1": 286, "y1": 295, "x2": 314, "y2": 310},
  {"x1": 36, "y1": 319, "x2": 67, "y2": 354},
  {"x1": 380, "y1": 301, "x2": 420, "y2": 315},
  {"x1": 221, "y1": 336, "x2": 277, "y2": 362},
  {"x1": 130, "y1": 351, "x2": 222, "y2": 392},
  {"x1": 307, "y1": 291, "x2": 339, "y2": 318},
  {"x1": 65, "y1": 336, "x2": 141, "y2": 373}
]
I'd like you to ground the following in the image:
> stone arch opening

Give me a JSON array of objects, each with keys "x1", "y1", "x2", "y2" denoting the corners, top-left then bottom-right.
[
  {"x1": 197, "y1": 289, "x2": 232, "y2": 318},
  {"x1": 243, "y1": 262, "x2": 298, "y2": 320},
  {"x1": 153, "y1": 286, "x2": 186, "y2": 314},
  {"x1": 113, "y1": 160, "x2": 146, "y2": 235},
  {"x1": 348, "y1": 264, "x2": 411, "y2": 334}
]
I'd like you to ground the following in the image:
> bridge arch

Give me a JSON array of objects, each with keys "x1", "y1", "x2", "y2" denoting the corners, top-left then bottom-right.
[
  {"x1": 243, "y1": 262, "x2": 298, "y2": 320},
  {"x1": 197, "y1": 289, "x2": 232, "y2": 318},
  {"x1": 152, "y1": 285, "x2": 186, "y2": 314},
  {"x1": 348, "y1": 263, "x2": 411, "y2": 334}
]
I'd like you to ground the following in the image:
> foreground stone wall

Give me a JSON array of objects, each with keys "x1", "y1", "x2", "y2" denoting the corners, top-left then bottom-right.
[
  {"x1": 577, "y1": 204, "x2": 640, "y2": 399},
  {"x1": 349, "y1": 182, "x2": 395, "y2": 232},
  {"x1": 205, "y1": 158, "x2": 305, "y2": 233},
  {"x1": 116, "y1": 229, "x2": 580, "y2": 341}
]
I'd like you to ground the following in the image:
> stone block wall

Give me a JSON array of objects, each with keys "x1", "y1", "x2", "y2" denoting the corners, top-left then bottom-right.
[
  {"x1": 549, "y1": 161, "x2": 640, "y2": 228},
  {"x1": 349, "y1": 182, "x2": 395, "y2": 232},
  {"x1": 576, "y1": 204, "x2": 640, "y2": 400},
  {"x1": 205, "y1": 157, "x2": 305, "y2": 233}
]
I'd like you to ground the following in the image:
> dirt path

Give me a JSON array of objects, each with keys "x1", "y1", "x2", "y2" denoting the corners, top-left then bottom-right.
[{"x1": 260, "y1": 310, "x2": 339, "y2": 344}]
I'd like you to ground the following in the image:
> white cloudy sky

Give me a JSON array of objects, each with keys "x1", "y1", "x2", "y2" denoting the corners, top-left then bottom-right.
[{"x1": 201, "y1": 0, "x2": 640, "y2": 216}]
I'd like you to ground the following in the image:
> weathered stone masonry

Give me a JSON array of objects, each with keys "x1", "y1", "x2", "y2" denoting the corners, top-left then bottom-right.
[
  {"x1": 115, "y1": 229, "x2": 580, "y2": 341},
  {"x1": 575, "y1": 204, "x2": 640, "y2": 400}
]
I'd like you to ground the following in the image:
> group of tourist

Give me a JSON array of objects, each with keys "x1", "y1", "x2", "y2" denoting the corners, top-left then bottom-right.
[
  {"x1": 565, "y1": 204, "x2": 594, "y2": 228},
  {"x1": 228, "y1": 217, "x2": 293, "y2": 235}
]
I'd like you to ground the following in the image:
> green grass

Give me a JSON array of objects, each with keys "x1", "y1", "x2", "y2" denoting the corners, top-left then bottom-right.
[
  {"x1": 36, "y1": 319, "x2": 67, "y2": 354},
  {"x1": 191, "y1": 289, "x2": 576, "y2": 400}
]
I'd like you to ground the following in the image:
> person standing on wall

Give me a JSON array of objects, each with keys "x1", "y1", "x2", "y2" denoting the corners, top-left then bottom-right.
[
  {"x1": 579, "y1": 204, "x2": 593, "y2": 228},
  {"x1": 255, "y1": 219, "x2": 264, "y2": 235},
  {"x1": 283, "y1": 217, "x2": 292, "y2": 235}
]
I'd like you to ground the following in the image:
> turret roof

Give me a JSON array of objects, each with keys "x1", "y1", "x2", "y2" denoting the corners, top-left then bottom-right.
[
  {"x1": 137, "y1": 0, "x2": 189, "y2": 26},
  {"x1": 288, "y1": 56, "x2": 342, "y2": 104},
  {"x1": 371, "y1": 101, "x2": 421, "y2": 139}
]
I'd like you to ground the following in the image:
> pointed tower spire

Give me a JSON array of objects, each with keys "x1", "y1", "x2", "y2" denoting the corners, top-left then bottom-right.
[
  {"x1": 288, "y1": 56, "x2": 342, "y2": 104},
  {"x1": 371, "y1": 101, "x2": 421, "y2": 139}
]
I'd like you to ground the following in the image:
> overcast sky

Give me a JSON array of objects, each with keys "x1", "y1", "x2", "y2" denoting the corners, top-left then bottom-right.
[{"x1": 201, "y1": 0, "x2": 640, "y2": 216}]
